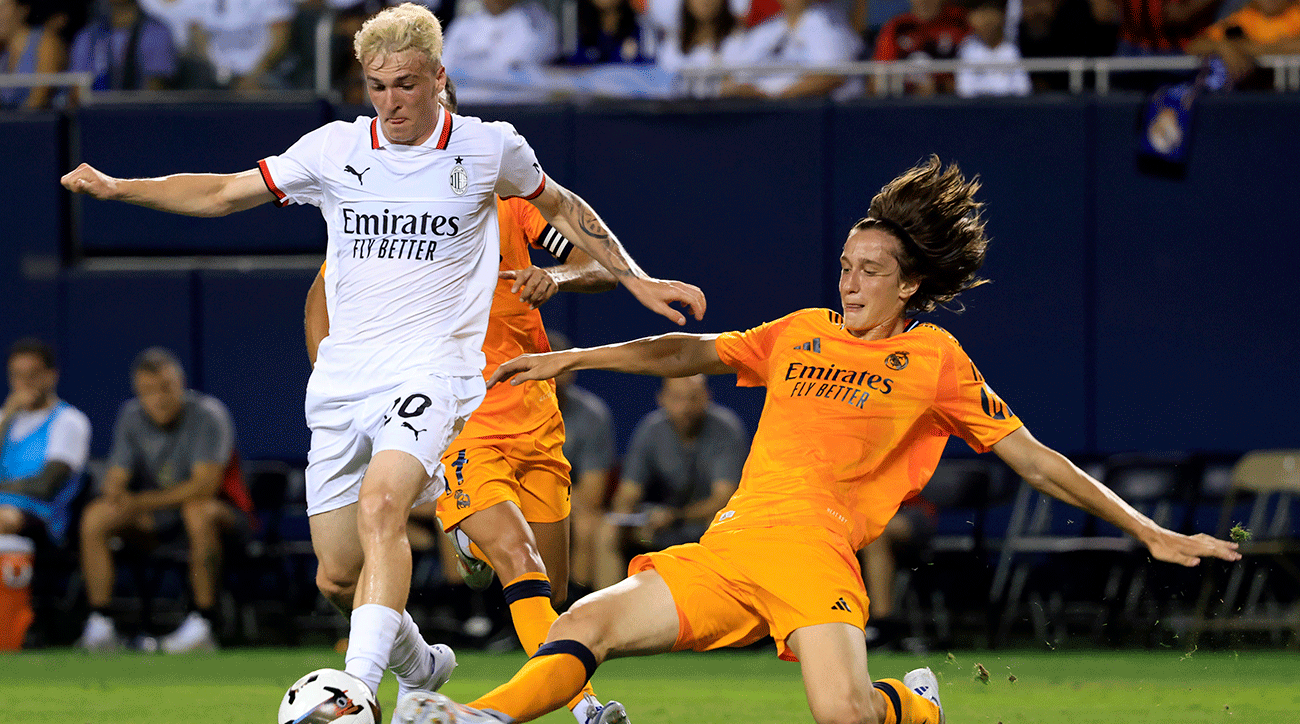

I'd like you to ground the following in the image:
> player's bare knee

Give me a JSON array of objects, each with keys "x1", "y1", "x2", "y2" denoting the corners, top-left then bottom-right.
[
  {"x1": 315, "y1": 567, "x2": 357, "y2": 610},
  {"x1": 355, "y1": 489, "x2": 408, "y2": 541},
  {"x1": 0, "y1": 506, "x2": 23, "y2": 534},
  {"x1": 548, "y1": 595, "x2": 614, "y2": 658},
  {"x1": 809, "y1": 698, "x2": 876, "y2": 724}
]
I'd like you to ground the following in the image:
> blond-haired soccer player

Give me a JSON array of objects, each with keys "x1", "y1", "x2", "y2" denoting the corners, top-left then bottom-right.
[
  {"x1": 305, "y1": 77, "x2": 627, "y2": 724},
  {"x1": 61, "y1": 2, "x2": 704, "y2": 711},
  {"x1": 397, "y1": 156, "x2": 1242, "y2": 724}
]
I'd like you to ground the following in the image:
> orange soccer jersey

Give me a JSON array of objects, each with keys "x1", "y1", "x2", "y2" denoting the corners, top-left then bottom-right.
[
  {"x1": 458, "y1": 197, "x2": 565, "y2": 439},
  {"x1": 711, "y1": 308, "x2": 1023, "y2": 551}
]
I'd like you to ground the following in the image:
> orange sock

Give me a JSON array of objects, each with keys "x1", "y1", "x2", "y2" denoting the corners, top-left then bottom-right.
[
  {"x1": 470, "y1": 640, "x2": 597, "y2": 722},
  {"x1": 872, "y1": 679, "x2": 942, "y2": 724},
  {"x1": 501, "y1": 574, "x2": 598, "y2": 712}
]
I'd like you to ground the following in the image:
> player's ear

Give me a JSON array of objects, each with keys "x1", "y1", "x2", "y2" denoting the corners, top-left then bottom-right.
[{"x1": 898, "y1": 274, "x2": 920, "y2": 304}]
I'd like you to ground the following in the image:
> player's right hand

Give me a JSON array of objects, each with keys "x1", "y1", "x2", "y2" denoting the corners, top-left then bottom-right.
[
  {"x1": 625, "y1": 277, "x2": 706, "y2": 326},
  {"x1": 487, "y1": 351, "x2": 570, "y2": 389},
  {"x1": 61, "y1": 163, "x2": 120, "y2": 200}
]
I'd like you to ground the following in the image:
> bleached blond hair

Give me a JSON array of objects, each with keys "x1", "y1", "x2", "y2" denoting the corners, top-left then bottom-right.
[{"x1": 354, "y1": 3, "x2": 444, "y2": 70}]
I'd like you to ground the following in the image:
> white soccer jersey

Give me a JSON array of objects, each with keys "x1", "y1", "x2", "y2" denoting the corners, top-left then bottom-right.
[{"x1": 259, "y1": 109, "x2": 547, "y2": 397}]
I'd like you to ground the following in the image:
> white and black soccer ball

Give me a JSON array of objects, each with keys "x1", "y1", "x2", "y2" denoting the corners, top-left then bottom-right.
[{"x1": 279, "y1": 669, "x2": 380, "y2": 724}]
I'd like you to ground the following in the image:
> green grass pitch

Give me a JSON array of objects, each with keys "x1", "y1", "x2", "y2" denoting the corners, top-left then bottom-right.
[{"x1": 10, "y1": 647, "x2": 1300, "y2": 723}]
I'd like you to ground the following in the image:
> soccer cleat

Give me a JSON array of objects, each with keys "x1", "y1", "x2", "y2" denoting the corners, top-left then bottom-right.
[
  {"x1": 393, "y1": 691, "x2": 507, "y2": 724},
  {"x1": 76, "y1": 611, "x2": 120, "y2": 652},
  {"x1": 440, "y1": 520, "x2": 495, "y2": 591},
  {"x1": 903, "y1": 667, "x2": 945, "y2": 724},
  {"x1": 588, "y1": 701, "x2": 630, "y2": 724},
  {"x1": 394, "y1": 644, "x2": 458, "y2": 722},
  {"x1": 160, "y1": 611, "x2": 218, "y2": 654}
]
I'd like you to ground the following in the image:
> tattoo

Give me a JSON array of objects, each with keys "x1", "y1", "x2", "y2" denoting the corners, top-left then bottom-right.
[{"x1": 579, "y1": 210, "x2": 609, "y2": 241}]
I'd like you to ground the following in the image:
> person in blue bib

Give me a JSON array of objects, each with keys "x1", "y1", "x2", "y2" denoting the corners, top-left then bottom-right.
[{"x1": 0, "y1": 338, "x2": 91, "y2": 547}]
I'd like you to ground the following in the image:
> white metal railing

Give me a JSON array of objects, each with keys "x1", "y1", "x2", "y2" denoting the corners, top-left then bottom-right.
[
  {"x1": 677, "y1": 54, "x2": 1300, "y2": 96},
  {"x1": 0, "y1": 71, "x2": 93, "y2": 99}
]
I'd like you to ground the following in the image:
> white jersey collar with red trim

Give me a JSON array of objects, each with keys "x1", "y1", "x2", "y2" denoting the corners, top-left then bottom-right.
[{"x1": 370, "y1": 108, "x2": 453, "y2": 151}]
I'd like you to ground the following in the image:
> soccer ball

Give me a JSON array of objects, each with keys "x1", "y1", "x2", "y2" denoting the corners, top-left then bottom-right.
[{"x1": 279, "y1": 669, "x2": 379, "y2": 724}]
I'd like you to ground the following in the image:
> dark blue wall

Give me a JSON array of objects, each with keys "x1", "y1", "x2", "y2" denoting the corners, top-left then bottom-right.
[{"x1": 3, "y1": 96, "x2": 1296, "y2": 462}]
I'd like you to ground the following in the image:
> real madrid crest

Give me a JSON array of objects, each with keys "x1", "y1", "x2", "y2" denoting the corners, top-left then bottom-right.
[
  {"x1": 450, "y1": 156, "x2": 468, "y2": 196},
  {"x1": 885, "y1": 351, "x2": 909, "y2": 371}
]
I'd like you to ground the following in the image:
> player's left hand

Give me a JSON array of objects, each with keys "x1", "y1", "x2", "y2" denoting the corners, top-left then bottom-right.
[
  {"x1": 1146, "y1": 530, "x2": 1241, "y2": 567},
  {"x1": 500, "y1": 266, "x2": 558, "y2": 308},
  {"x1": 623, "y1": 277, "x2": 706, "y2": 326}
]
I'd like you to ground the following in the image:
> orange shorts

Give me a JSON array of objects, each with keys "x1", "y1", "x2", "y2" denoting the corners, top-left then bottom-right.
[
  {"x1": 630, "y1": 525, "x2": 868, "y2": 662},
  {"x1": 436, "y1": 412, "x2": 571, "y2": 531}
]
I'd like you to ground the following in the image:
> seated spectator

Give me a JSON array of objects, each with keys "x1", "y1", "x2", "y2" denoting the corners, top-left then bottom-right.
[
  {"x1": 0, "y1": 0, "x2": 67, "y2": 109},
  {"x1": 657, "y1": 0, "x2": 747, "y2": 97},
  {"x1": 1095, "y1": 0, "x2": 1222, "y2": 56},
  {"x1": 0, "y1": 339, "x2": 91, "y2": 548},
  {"x1": 69, "y1": 0, "x2": 177, "y2": 92},
  {"x1": 721, "y1": 0, "x2": 863, "y2": 98},
  {"x1": 570, "y1": 0, "x2": 652, "y2": 64},
  {"x1": 1018, "y1": 0, "x2": 1118, "y2": 91},
  {"x1": 593, "y1": 375, "x2": 747, "y2": 589},
  {"x1": 956, "y1": 0, "x2": 1031, "y2": 96},
  {"x1": 137, "y1": 0, "x2": 197, "y2": 51},
  {"x1": 872, "y1": 0, "x2": 968, "y2": 95},
  {"x1": 77, "y1": 348, "x2": 251, "y2": 654},
  {"x1": 441, "y1": 0, "x2": 559, "y2": 76},
  {"x1": 1186, "y1": 0, "x2": 1300, "y2": 85},
  {"x1": 550, "y1": 332, "x2": 616, "y2": 597},
  {"x1": 185, "y1": 0, "x2": 293, "y2": 89},
  {"x1": 322, "y1": 0, "x2": 455, "y2": 105},
  {"x1": 858, "y1": 495, "x2": 936, "y2": 649}
]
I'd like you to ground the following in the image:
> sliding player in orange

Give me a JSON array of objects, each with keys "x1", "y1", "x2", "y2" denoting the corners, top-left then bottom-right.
[
  {"x1": 306, "y1": 79, "x2": 627, "y2": 724},
  {"x1": 397, "y1": 156, "x2": 1242, "y2": 724}
]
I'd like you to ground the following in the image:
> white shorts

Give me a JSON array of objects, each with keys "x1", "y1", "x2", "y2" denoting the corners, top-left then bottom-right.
[{"x1": 304, "y1": 374, "x2": 486, "y2": 516}]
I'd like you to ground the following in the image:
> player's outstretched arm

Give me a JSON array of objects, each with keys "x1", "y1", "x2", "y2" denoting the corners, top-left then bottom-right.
[
  {"x1": 61, "y1": 164, "x2": 274, "y2": 218},
  {"x1": 529, "y1": 180, "x2": 706, "y2": 326},
  {"x1": 488, "y1": 333, "x2": 732, "y2": 388},
  {"x1": 991, "y1": 427, "x2": 1242, "y2": 567}
]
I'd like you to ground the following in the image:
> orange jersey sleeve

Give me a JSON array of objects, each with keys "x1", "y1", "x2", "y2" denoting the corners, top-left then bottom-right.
[
  {"x1": 714, "y1": 310, "x2": 809, "y2": 387},
  {"x1": 931, "y1": 329, "x2": 1022, "y2": 453}
]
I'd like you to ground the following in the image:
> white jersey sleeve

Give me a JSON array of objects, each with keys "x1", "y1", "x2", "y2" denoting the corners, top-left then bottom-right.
[
  {"x1": 258, "y1": 123, "x2": 336, "y2": 208},
  {"x1": 492, "y1": 122, "x2": 547, "y2": 200},
  {"x1": 46, "y1": 407, "x2": 91, "y2": 475}
]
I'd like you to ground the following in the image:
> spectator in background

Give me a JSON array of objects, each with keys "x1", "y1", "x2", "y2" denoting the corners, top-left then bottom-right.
[
  {"x1": 69, "y1": 0, "x2": 177, "y2": 92},
  {"x1": 321, "y1": 0, "x2": 456, "y2": 105},
  {"x1": 657, "y1": 0, "x2": 746, "y2": 97},
  {"x1": 0, "y1": 0, "x2": 67, "y2": 109},
  {"x1": 77, "y1": 348, "x2": 251, "y2": 654},
  {"x1": 0, "y1": 339, "x2": 91, "y2": 548},
  {"x1": 138, "y1": 0, "x2": 197, "y2": 51},
  {"x1": 858, "y1": 496, "x2": 936, "y2": 649},
  {"x1": 549, "y1": 332, "x2": 616, "y2": 598},
  {"x1": 872, "y1": 0, "x2": 968, "y2": 95},
  {"x1": 956, "y1": 0, "x2": 1031, "y2": 96},
  {"x1": 441, "y1": 0, "x2": 559, "y2": 76},
  {"x1": 1094, "y1": 0, "x2": 1222, "y2": 55},
  {"x1": 185, "y1": 0, "x2": 293, "y2": 89},
  {"x1": 593, "y1": 375, "x2": 746, "y2": 590},
  {"x1": 721, "y1": 0, "x2": 863, "y2": 98},
  {"x1": 1187, "y1": 0, "x2": 1300, "y2": 85},
  {"x1": 1018, "y1": 0, "x2": 1118, "y2": 91},
  {"x1": 570, "y1": 0, "x2": 652, "y2": 64}
]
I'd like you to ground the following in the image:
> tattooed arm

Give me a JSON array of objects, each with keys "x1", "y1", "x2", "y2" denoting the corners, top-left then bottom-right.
[{"x1": 529, "y1": 180, "x2": 706, "y2": 326}]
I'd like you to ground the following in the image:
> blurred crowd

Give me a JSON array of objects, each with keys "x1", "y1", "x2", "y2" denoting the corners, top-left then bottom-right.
[{"x1": 2, "y1": 0, "x2": 1299, "y2": 107}]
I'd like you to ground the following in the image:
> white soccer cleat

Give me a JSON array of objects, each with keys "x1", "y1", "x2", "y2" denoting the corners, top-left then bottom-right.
[
  {"x1": 76, "y1": 611, "x2": 120, "y2": 652},
  {"x1": 160, "y1": 611, "x2": 218, "y2": 654},
  {"x1": 393, "y1": 691, "x2": 506, "y2": 724},
  {"x1": 394, "y1": 644, "x2": 458, "y2": 722},
  {"x1": 903, "y1": 667, "x2": 944, "y2": 724},
  {"x1": 441, "y1": 522, "x2": 495, "y2": 591},
  {"x1": 588, "y1": 701, "x2": 630, "y2": 724}
]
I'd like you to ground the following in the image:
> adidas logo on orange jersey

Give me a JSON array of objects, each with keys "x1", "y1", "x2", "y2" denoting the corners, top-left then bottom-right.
[
  {"x1": 794, "y1": 337, "x2": 821, "y2": 353},
  {"x1": 831, "y1": 597, "x2": 852, "y2": 612}
]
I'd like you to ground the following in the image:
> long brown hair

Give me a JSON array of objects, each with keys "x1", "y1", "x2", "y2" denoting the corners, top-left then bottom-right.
[
  {"x1": 854, "y1": 155, "x2": 990, "y2": 314},
  {"x1": 680, "y1": 0, "x2": 736, "y2": 55}
]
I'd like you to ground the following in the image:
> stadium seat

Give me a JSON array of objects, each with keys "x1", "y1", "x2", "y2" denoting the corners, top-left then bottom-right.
[
  {"x1": 989, "y1": 454, "x2": 1188, "y2": 646},
  {"x1": 1184, "y1": 450, "x2": 1300, "y2": 648}
]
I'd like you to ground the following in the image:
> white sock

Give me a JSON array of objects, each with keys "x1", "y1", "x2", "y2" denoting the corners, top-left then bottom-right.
[
  {"x1": 570, "y1": 694, "x2": 600, "y2": 724},
  {"x1": 345, "y1": 604, "x2": 402, "y2": 695},
  {"x1": 390, "y1": 610, "x2": 433, "y2": 693}
]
